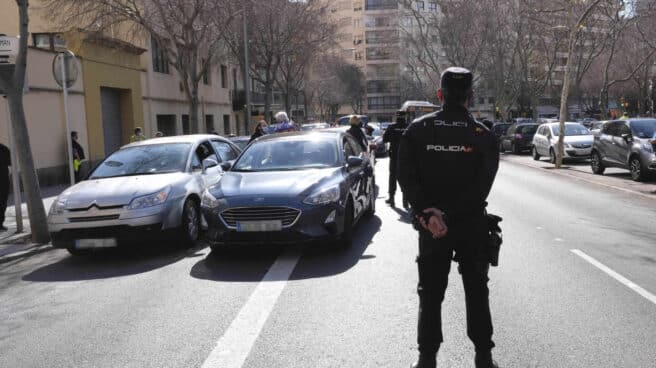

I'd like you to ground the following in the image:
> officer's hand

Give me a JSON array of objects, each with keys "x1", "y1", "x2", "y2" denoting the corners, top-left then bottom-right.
[{"x1": 419, "y1": 208, "x2": 448, "y2": 239}]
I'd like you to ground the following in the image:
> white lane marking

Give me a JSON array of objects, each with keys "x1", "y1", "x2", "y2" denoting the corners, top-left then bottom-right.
[
  {"x1": 554, "y1": 238, "x2": 564, "y2": 242},
  {"x1": 201, "y1": 250, "x2": 301, "y2": 368},
  {"x1": 571, "y1": 249, "x2": 656, "y2": 306}
]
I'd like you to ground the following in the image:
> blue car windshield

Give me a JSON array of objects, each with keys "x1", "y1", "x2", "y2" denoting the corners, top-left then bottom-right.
[
  {"x1": 552, "y1": 124, "x2": 590, "y2": 136},
  {"x1": 233, "y1": 138, "x2": 340, "y2": 172},
  {"x1": 630, "y1": 120, "x2": 656, "y2": 138},
  {"x1": 90, "y1": 143, "x2": 191, "y2": 179}
]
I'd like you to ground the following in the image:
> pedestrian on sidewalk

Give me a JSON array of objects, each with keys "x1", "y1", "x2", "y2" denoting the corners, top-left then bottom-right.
[
  {"x1": 250, "y1": 120, "x2": 268, "y2": 143},
  {"x1": 383, "y1": 110, "x2": 409, "y2": 209},
  {"x1": 130, "y1": 127, "x2": 146, "y2": 142},
  {"x1": 71, "y1": 131, "x2": 85, "y2": 183},
  {"x1": 0, "y1": 142, "x2": 10, "y2": 232},
  {"x1": 398, "y1": 67, "x2": 501, "y2": 368}
]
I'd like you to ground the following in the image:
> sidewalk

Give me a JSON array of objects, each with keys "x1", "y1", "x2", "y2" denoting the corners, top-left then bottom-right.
[
  {"x1": 501, "y1": 153, "x2": 656, "y2": 198},
  {"x1": 0, "y1": 184, "x2": 66, "y2": 246}
]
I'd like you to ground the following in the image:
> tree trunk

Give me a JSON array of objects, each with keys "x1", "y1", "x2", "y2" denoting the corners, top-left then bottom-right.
[
  {"x1": 2, "y1": 1, "x2": 49, "y2": 243},
  {"x1": 557, "y1": 30, "x2": 577, "y2": 169},
  {"x1": 264, "y1": 80, "x2": 273, "y2": 123},
  {"x1": 599, "y1": 87, "x2": 609, "y2": 120},
  {"x1": 190, "y1": 85, "x2": 200, "y2": 134}
]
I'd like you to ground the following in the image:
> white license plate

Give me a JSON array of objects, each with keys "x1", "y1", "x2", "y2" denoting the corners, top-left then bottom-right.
[
  {"x1": 75, "y1": 238, "x2": 118, "y2": 249},
  {"x1": 236, "y1": 221, "x2": 283, "y2": 232}
]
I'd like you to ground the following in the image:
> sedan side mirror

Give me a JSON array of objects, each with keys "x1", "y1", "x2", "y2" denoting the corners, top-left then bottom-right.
[
  {"x1": 220, "y1": 162, "x2": 232, "y2": 171},
  {"x1": 346, "y1": 156, "x2": 364, "y2": 168},
  {"x1": 202, "y1": 158, "x2": 219, "y2": 172},
  {"x1": 621, "y1": 133, "x2": 633, "y2": 142}
]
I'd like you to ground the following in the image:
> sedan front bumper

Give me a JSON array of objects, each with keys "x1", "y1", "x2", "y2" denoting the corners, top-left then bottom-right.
[{"x1": 202, "y1": 201, "x2": 346, "y2": 245}]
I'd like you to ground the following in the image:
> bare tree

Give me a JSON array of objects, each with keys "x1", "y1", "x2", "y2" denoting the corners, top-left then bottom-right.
[
  {"x1": 334, "y1": 62, "x2": 366, "y2": 114},
  {"x1": 43, "y1": 0, "x2": 239, "y2": 133},
  {"x1": 0, "y1": 0, "x2": 50, "y2": 243},
  {"x1": 224, "y1": 0, "x2": 336, "y2": 123},
  {"x1": 528, "y1": 0, "x2": 606, "y2": 168}
]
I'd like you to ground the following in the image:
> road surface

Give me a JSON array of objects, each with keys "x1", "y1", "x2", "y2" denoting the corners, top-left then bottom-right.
[{"x1": 1, "y1": 157, "x2": 655, "y2": 368}]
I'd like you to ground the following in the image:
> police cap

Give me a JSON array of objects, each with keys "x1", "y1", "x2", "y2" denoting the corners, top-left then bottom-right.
[{"x1": 440, "y1": 67, "x2": 473, "y2": 99}]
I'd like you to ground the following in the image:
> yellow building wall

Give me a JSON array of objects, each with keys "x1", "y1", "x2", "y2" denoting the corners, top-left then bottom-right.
[{"x1": 68, "y1": 36, "x2": 145, "y2": 161}]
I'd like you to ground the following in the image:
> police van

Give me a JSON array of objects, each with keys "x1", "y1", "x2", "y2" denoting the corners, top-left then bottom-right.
[{"x1": 400, "y1": 101, "x2": 439, "y2": 123}]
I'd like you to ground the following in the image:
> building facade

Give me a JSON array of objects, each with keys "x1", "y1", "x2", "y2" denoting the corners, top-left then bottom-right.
[{"x1": 0, "y1": 0, "x2": 241, "y2": 186}]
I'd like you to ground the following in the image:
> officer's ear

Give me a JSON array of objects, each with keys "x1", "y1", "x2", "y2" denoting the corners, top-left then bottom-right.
[{"x1": 437, "y1": 89, "x2": 444, "y2": 103}]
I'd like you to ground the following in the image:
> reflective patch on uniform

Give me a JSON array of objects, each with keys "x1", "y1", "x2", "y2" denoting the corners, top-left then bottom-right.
[
  {"x1": 426, "y1": 145, "x2": 475, "y2": 153},
  {"x1": 434, "y1": 120, "x2": 468, "y2": 128}
]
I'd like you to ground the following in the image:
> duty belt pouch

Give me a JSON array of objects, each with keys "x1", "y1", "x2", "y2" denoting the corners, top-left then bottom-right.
[{"x1": 486, "y1": 213, "x2": 503, "y2": 267}]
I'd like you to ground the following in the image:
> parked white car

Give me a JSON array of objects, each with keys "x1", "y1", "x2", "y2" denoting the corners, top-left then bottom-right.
[{"x1": 532, "y1": 123, "x2": 594, "y2": 163}]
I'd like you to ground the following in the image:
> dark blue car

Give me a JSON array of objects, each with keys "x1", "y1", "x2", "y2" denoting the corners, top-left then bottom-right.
[{"x1": 200, "y1": 131, "x2": 376, "y2": 248}]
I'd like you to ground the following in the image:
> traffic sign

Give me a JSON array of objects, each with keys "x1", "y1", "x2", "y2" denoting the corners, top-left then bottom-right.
[
  {"x1": 0, "y1": 36, "x2": 19, "y2": 64},
  {"x1": 52, "y1": 50, "x2": 79, "y2": 88}
]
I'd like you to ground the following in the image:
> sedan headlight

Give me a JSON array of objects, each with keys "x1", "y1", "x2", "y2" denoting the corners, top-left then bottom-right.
[
  {"x1": 201, "y1": 189, "x2": 221, "y2": 208},
  {"x1": 303, "y1": 185, "x2": 340, "y2": 205},
  {"x1": 127, "y1": 187, "x2": 170, "y2": 210},
  {"x1": 49, "y1": 197, "x2": 67, "y2": 215},
  {"x1": 642, "y1": 141, "x2": 654, "y2": 153}
]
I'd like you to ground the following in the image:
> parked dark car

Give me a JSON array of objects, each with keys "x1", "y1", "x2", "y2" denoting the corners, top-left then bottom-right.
[
  {"x1": 491, "y1": 123, "x2": 512, "y2": 140},
  {"x1": 229, "y1": 136, "x2": 251, "y2": 151},
  {"x1": 591, "y1": 118, "x2": 656, "y2": 181},
  {"x1": 201, "y1": 131, "x2": 376, "y2": 249},
  {"x1": 499, "y1": 123, "x2": 539, "y2": 154}
]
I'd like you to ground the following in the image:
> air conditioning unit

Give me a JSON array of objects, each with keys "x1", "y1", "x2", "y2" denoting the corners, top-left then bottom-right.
[{"x1": 0, "y1": 36, "x2": 19, "y2": 65}]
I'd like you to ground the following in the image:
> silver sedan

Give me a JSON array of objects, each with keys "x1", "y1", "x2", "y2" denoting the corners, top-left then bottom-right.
[{"x1": 48, "y1": 135, "x2": 240, "y2": 255}]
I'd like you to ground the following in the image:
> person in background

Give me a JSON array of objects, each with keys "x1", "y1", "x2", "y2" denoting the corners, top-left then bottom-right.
[
  {"x1": 347, "y1": 115, "x2": 368, "y2": 151},
  {"x1": 383, "y1": 111, "x2": 409, "y2": 209},
  {"x1": 274, "y1": 112, "x2": 296, "y2": 133},
  {"x1": 250, "y1": 120, "x2": 268, "y2": 143},
  {"x1": 155, "y1": 131, "x2": 164, "y2": 138},
  {"x1": 621, "y1": 112, "x2": 629, "y2": 120},
  {"x1": 71, "y1": 131, "x2": 85, "y2": 183},
  {"x1": 0, "y1": 143, "x2": 10, "y2": 231},
  {"x1": 130, "y1": 127, "x2": 146, "y2": 142}
]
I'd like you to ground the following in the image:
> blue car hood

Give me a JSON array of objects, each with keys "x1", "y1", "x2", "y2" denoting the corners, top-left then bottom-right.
[{"x1": 216, "y1": 168, "x2": 342, "y2": 198}]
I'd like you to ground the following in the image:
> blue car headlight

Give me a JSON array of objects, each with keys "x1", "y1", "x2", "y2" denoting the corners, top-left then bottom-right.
[
  {"x1": 303, "y1": 185, "x2": 340, "y2": 205},
  {"x1": 127, "y1": 187, "x2": 170, "y2": 210}
]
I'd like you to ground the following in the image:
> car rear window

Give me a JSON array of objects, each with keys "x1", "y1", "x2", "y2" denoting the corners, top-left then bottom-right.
[{"x1": 517, "y1": 125, "x2": 538, "y2": 134}]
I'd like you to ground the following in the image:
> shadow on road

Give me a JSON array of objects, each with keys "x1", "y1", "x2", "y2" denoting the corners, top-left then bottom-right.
[
  {"x1": 22, "y1": 241, "x2": 204, "y2": 282},
  {"x1": 189, "y1": 215, "x2": 382, "y2": 283}
]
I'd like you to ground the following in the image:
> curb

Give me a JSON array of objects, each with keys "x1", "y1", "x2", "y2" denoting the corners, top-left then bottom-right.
[
  {"x1": 502, "y1": 157, "x2": 656, "y2": 201},
  {"x1": 0, "y1": 231, "x2": 32, "y2": 245},
  {"x1": 0, "y1": 243, "x2": 54, "y2": 264}
]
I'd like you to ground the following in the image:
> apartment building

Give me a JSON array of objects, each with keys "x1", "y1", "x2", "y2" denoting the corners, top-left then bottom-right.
[{"x1": 0, "y1": 0, "x2": 241, "y2": 185}]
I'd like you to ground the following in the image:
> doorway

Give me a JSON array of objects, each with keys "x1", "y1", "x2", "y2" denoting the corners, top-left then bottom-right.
[{"x1": 100, "y1": 87, "x2": 123, "y2": 156}]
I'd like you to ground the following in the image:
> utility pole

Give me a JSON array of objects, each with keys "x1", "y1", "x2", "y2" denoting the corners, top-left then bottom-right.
[{"x1": 242, "y1": 9, "x2": 252, "y2": 133}]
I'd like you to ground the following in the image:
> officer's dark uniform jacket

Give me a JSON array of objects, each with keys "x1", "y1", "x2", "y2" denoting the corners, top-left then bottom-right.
[
  {"x1": 398, "y1": 105, "x2": 499, "y2": 224},
  {"x1": 383, "y1": 121, "x2": 407, "y2": 159}
]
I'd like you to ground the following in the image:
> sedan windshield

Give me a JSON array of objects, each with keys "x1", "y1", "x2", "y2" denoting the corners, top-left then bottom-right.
[
  {"x1": 232, "y1": 137, "x2": 339, "y2": 172},
  {"x1": 630, "y1": 120, "x2": 656, "y2": 139},
  {"x1": 90, "y1": 143, "x2": 191, "y2": 179},
  {"x1": 552, "y1": 124, "x2": 590, "y2": 136}
]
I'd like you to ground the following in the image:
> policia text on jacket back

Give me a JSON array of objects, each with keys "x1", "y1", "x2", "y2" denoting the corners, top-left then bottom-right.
[{"x1": 398, "y1": 67, "x2": 501, "y2": 368}]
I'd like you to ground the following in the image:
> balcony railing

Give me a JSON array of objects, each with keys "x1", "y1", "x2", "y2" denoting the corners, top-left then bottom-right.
[{"x1": 365, "y1": 0, "x2": 398, "y2": 11}]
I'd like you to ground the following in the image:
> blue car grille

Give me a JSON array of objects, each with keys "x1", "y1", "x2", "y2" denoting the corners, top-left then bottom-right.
[{"x1": 221, "y1": 207, "x2": 301, "y2": 227}]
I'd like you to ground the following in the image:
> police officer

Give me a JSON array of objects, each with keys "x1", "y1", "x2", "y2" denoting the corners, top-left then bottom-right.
[
  {"x1": 383, "y1": 110, "x2": 409, "y2": 209},
  {"x1": 398, "y1": 67, "x2": 500, "y2": 368}
]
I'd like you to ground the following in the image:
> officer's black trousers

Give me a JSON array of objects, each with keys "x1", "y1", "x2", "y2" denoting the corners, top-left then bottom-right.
[
  {"x1": 416, "y1": 231, "x2": 495, "y2": 354},
  {"x1": 0, "y1": 167, "x2": 9, "y2": 227},
  {"x1": 388, "y1": 157, "x2": 398, "y2": 196}
]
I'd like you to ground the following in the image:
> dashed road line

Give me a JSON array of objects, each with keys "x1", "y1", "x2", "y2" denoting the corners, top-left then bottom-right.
[
  {"x1": 200, "y1": 249, "x2": 301, "y2": 368},
  {"x1": 571, "y1": 249, "x2": 656, "y2": 306}
]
